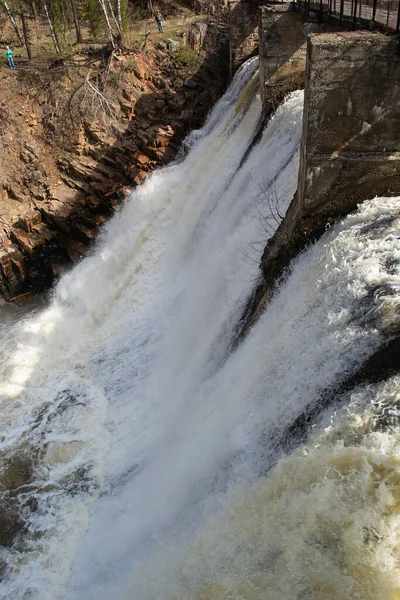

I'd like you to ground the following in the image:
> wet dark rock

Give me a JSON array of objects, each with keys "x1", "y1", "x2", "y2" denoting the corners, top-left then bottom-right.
[
  {"x1": 278, "y1": 335, "x2": 400, "y2": 454},
  {"x1": 0, "y1": 502, "x2": 27, "y2": 548},
  {"x1": 0, "y1": 451, "x2": 38, "y2": 548},
  {"x1": 184, "y1": 78, "x2": 199, "y2": 89}
]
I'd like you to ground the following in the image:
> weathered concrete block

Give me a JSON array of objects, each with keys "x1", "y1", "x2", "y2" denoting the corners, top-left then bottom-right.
[
  {"x1": 298, "y1": 31, "x2": 400, "y2": 212},
  {"x1": 249, "y1": 31, "x2": 400, "y2": 324},
  {"x1": 229, "y1": 0, "x2": 260, "y2": 72},
  {"x1": 259, "y1": 4, "x2": 307, "y2": 113}
]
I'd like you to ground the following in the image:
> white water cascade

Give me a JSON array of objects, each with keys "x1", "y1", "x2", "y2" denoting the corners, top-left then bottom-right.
[{"x1": 0, "y1": 58, "x2": 399, "y2": 600}]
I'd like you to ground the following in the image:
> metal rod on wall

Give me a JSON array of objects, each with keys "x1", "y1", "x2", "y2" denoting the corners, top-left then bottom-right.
[
  {"x1": 372, "y1": 0, "x2": 377, "y2": 22},
  {"x1": 353, "y1": 0, "x2": 358, "y2": 27},
  {"x1": 397, "y1": 0, "x2": 400, "y2": 32}
]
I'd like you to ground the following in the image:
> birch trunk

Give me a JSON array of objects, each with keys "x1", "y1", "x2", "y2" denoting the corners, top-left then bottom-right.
[
  {"x1": 107, "y1": 0, "x2": 121, "y2": 33},
  {"x1": 42, "y1": 0, "x2": 60, "y2": 53},
  {"x1": 3, "y1": 1, "x2": 23, "y2": 44},
  {"x1": 98, "y1": 0, "x2": 115, "y2": 46},
  {"x1": 117, "y1": 0, "x2": 122, "y2": 30}
]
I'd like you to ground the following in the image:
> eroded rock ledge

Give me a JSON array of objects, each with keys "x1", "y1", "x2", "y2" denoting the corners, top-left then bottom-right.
[{"x1": 0, "y1": 39, "x2": 228, "y2": 302}]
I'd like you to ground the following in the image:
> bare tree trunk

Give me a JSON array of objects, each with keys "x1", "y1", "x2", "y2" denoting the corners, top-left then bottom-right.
[
  {"x1": 70, "y1": 0, "x2": 83, "y2": 43},
  {"x1": 117, "y1": 0, "x2": 122, "y2": 30},
  {"x1": 20, "y1": 11, "x2": 32, "y2": 59},
  {"x1": 31, "y1": 0, "x2": 38, "y2": 20},
  {"x1": 42, "y1": 0, "x2": 61, "y2": 53},
  {"x1": 3, "y1": 0, "x2": 24, "y2": 44},
  {"x1": 147, "y1": 0, "x2": 154, "y2": 15},
  {"x1": 107, "y1": 0, "x2": 122, "y2": 33},
  {"x1": 98, "y1": 0, "x2": 115, "y2": 46}
]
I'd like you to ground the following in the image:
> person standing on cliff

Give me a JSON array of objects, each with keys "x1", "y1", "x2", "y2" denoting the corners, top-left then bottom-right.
[
  {"x1": 5, "y1": 46, "x2": 15, "y2": 69},
  {"x1": 155, "y1": 11, "x2": 164, "y2": 33}
]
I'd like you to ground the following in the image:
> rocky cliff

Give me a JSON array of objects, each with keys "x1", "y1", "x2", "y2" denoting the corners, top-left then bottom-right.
[{"x1": 0, "y1": 23, "x2": 229, "y2": 302}]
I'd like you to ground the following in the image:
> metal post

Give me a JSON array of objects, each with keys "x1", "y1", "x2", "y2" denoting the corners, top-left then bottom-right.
[
  {"x1": 397, "y1": 0, "x2": 400, "y2": 32},
  {"x1": 353, "y1": 0, "x2": 358, "y2": 26},
  {"x1": 372, "y1": 0, "x2": 377, "y2": 22}
]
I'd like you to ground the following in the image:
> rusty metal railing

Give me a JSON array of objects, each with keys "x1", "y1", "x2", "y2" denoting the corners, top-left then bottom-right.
[{"x1": 295, "y1": 0, "x2": 400, "y2": 32}]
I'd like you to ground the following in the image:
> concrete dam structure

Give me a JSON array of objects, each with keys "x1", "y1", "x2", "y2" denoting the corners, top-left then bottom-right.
[{"x1": 245, "y1": 2, "x2": 400, "y2": 318}]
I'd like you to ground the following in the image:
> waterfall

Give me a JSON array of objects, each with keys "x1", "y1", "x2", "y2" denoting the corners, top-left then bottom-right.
[{"x1": 0, "y1": 57, "x2": 399, "y2": 600}]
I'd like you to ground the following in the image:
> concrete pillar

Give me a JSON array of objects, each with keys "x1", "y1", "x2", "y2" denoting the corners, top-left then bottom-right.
[
  {"x1": 253, "y1": 31, "x2": 400, "y2": 320},
  {"x1": 259, "y1": 4, "x2": 307, "y2": 113},
  {"x1": 298, "y1": 31, "x2": 400, "y2": 214},
  {"x1": 228, "y1": 0, "x2": 259, "y2": 74}
]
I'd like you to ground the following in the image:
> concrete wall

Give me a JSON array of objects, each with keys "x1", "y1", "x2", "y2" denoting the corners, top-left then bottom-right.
[
  {"x1": 298, "y1": 31, "x2": 400, "y2": 213},
  {"x1": 228, "y1": 0, "x2": 260, "y2": 73},
  {"x1": 259, "y1": 4, "x2": 307, "y2": 109},
  {"x1": 243, "y1": 31, "x2": 400, "y2": 329},
  {"x1": 259, "y1": 4, "x2": 308, "y2": 118}
]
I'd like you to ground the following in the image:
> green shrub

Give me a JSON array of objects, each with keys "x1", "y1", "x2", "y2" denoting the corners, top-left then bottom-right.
[
  {"x1": 173, "y1": 46, "x2": 199, "y2": 70},
  {"x1": 107, "y1": 71, "x2": 120, "y2": 89},
  {"x1": 124, "y1": 58, "x2": 137, "y2": 72}
]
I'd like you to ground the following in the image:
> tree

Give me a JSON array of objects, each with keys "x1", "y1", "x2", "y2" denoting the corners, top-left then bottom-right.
[
  {"x1": 97, "y1": 0, "x2": 115, "y2": 46},
  {"x1": 84, "y1": 0, "x2": 103, "y2": 37},
  {"x1": 30, "y1": 0, "x2": 38, "y2": 20},
  {"x1": 116, "y1": 0, "x2": 122, "y2": 29},
  {"x1": 42, "y1": 0, "x2": 61, "y2": 53},
  {"x1": 118, "y1": 0, "x2": 127, "y2": 31},
  {"x1": 69, "y1": 0, "x2": 82, "y2": 42},
  {"x1": 2, "y1": 0, "x2": 24, "y2": 44},
  {"x1": 106, "y1": 0, "x2": 122, "y2": 35},
  {"x1": 20, "y1": 10, "x2": 31, "y2": 59}
]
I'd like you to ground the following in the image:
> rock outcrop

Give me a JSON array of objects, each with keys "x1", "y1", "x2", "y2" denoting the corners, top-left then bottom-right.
[{"x1": 0, "y1": 37, "x2": 228, "y2": 302}]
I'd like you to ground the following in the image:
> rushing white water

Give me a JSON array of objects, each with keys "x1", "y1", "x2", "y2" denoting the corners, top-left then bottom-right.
[
  {"x1": 0, "y1": 56, "x2": 399, "y2": 600},
  {"x1": 130, "y1": 375, "x2": 400, "y2": 600}
]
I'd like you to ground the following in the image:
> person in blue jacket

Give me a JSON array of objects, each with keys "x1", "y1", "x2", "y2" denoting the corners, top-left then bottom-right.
[
  {"x1": 155, "y1": 11, "x2": 164, "y2": 33},
  {"x1": 5, "y1": 46, "x2": 15, "y2": 69}
]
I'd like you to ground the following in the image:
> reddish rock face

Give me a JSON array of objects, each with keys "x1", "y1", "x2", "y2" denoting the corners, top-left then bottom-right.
[{"x1": 0, "y1": 31, "x2": 229, "y2": 302}]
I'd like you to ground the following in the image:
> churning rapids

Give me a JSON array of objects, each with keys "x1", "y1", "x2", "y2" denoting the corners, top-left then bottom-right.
[{"x1": 0, "y1": 57, "x2": 399, "y2": 600}]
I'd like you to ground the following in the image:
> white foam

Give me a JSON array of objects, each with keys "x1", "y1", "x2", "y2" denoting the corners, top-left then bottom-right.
[{"x1": 1, "y1": 51, "x2": 398, "y2": 600}]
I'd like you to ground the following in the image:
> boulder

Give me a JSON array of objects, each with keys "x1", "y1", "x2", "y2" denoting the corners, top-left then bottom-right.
[{"x1": 167, "y1": 39, "x2": 179, "y2": 51}]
